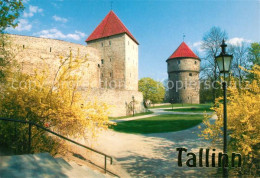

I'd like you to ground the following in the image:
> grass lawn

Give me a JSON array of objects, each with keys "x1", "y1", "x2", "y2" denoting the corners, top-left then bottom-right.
[
  {"x1": 149, "y1": 103, "x2": 212, "y2": 109},
  {"x1": 110, "y1": 114, "x2": 204, "y2": 134},
  {"x1": 164, "y1": 105, "x2": 213, "y2": 113},
  {"x1": 109, "y1": 111, "x2": 153, "y2": 120}
]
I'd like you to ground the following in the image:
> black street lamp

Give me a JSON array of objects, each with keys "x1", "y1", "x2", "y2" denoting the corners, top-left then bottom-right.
[
  {"x1": 132, "y1": 96, "x2": 135, "y2": 116},
  {"x1": 215, "y1": 39, "x2": 233, "y2": 177}
]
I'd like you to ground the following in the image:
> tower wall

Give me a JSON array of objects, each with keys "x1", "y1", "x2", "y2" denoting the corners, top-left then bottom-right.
[
  {"x1": 167, "y1": 58, "x2": 200, "y2": 104},
  {"x1": 87, "y1": 33, "x2": 138, "y2": 91}
]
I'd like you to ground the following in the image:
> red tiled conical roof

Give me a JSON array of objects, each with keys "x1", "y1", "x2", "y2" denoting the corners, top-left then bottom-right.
[
  {"x1": 86, "y1": 11, "x2": 138, "y2": 44},
  {"x1": 168, "y1": 42, "x2": 199, "y2": 59}
]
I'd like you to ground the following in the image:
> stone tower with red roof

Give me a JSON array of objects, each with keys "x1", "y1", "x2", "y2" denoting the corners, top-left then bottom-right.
[
  {"x1": 86, "y1": 10, "x2": 139, "y2": 91},
  {"x1": 166, "y1": 42, "x2": 200, "y2": 104}
]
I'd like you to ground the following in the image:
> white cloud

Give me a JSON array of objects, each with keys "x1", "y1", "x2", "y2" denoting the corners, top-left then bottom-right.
[
  {"x1": 34, "y1": 28, "x2": 86, "y2": 41},
  {"x1": 15, "y1": 19, "x2": 32, "y2": 31},
  {"x1": 23, "y1": 0, "x2": 30, "y2": 3},
  {"x1": 53, "y1": 15, "x2": 68, "y2": 23},
  {"x1": 227, "y1": 37, "x2": 252, "y2": 46},
  {"x1": 192, "y1": 41, "x2": 204, "y2": 53},
  {"x1": 23, "y1": 5, "x2": 43, "y2": 18}
]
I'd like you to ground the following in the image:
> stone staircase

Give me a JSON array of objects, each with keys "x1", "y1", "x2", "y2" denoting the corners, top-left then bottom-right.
[{"x1": 0, "y1": 153, "x2": 113, "y2": 178}]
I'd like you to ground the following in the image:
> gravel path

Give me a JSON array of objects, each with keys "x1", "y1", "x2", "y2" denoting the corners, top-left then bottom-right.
[{"x1": 89, "y1": 108, "x2": 222, "y2": 177}]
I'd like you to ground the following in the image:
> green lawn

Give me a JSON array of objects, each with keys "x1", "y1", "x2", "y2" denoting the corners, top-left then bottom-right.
[
  {"x1": 110, "y1": 114, "x2": 204, "y2": 134},
  {"x1": 149, "y1": 103, "x2": 212, "y2": 109},
  {"x1": 164, "y1": 106, "x2": 213, "y2": 113},
  {"x1": 109, "y1": 111, "x2": 153, "y2": 120}
]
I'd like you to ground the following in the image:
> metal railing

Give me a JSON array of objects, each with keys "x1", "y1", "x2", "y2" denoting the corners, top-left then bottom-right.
[{"x1": 0, "y1": 117, "x2": 118, "y2": 177}]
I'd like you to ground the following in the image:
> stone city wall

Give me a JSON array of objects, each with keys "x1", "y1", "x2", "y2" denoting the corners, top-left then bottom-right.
[{"x1": 6, "y1": 34, "x2": 144, "y2": 116}]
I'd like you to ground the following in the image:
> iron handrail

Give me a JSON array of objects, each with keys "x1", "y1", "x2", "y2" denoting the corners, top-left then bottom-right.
[{"x1": 0, "y1": 117, "x2": 118, "y2": 177}]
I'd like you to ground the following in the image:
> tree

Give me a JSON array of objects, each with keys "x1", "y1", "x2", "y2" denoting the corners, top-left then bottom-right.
[
  {"x1": 0, "y1": 0, "x2": 24, "y2": 33},
  {"x1": 0, "y1": 0, "x2": 24, "y2": 82},
  {"x1": 138, "y1": 77, "x2": 165, "y2": 104},
  {"x1": 248, "y1": 42, "x2": 260, "y2": 66},
  {"x1": 201, "y1": 26, "x2": 228, "y2": 103},
  {"x1": 199, "y1": 65, "x2": 260, "y2": 176},
  {"x1": 229, "y1": 42, "x2": 250, "y2": 81}
]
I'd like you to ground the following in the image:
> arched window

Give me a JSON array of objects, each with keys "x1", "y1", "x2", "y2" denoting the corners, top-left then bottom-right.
[{"x1": 101, "y1": 59, "x2": 104, "y2": 64}]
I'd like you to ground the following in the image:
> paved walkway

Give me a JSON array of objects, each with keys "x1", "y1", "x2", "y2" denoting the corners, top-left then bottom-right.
[
  {"x1": 89, "y1": 107, "x2": 221, "y2": 177},
  {"x1": 113, "y1": 107, "x2": 212, "y2": 123}
]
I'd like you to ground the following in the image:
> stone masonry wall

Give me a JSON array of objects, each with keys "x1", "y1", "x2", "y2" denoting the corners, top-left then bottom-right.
[
  {"x1": 87, "y1": 34, "x2": 126, "y2": 90},
  {"x1": 8, "y1": 34, "x2": 101, "y2": 88},
  {"x1": 84, "y1": 89, "x2": 144, "y2": 117},
  {"x1": 124, "y1": 35, "x2": 139, "y2": 91},
  {"x1": 6, "y1": 34, "x2": 144, "y2": 116},
  {"x1": 87, "y1": 33, "x2": 139, "y2": 91}
]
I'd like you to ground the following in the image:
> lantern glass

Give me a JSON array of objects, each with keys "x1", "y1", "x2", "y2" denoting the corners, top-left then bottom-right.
[{"x1": 216, "y1": 54, "x2": 233, "y2": 73}]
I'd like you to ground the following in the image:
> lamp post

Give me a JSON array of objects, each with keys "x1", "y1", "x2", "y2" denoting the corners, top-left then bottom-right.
[
  {"x1": 132, "y1": 96, "x2": 135, "y2": 116},
  {"x1": 215, "y1": 39, "x2": 233, "y2": 177},
  {"x1": 170, "y1": 98, "x2": 174, "y2": 110}
]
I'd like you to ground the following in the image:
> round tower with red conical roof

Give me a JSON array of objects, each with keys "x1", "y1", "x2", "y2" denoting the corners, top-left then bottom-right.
[{"x1": 166, "y1": 42, "x2": 200, "y2": 104}]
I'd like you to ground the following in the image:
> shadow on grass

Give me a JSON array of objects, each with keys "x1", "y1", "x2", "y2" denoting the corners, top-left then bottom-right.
[{"x1": 111, "y1": 114, "x2": 203, "y2": 134}]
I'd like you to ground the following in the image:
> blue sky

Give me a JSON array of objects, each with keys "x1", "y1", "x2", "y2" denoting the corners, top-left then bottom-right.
[{"x1": 8, "y1": 0, "x2": 260, "y2": 81}]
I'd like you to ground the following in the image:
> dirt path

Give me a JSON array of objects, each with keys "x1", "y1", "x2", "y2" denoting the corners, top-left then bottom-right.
[{"x1": 89, "y1": 112, "x2": 222, "y2": 177}]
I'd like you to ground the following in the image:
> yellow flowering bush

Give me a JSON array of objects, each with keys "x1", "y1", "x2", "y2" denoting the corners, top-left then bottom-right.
[
  {"x1": 0, "y1": 49, "x2": 111, "y2": 154},
  {"x1": 200, "y1": 65, "x2": 260, "y2": 175}
]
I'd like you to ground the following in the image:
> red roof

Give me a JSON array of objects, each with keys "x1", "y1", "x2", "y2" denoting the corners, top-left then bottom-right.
[
  {"x1": 168, "y1": 42, "x2": 199, "y2": 59},
  {"x1": 86, "y1": 11, "x2": 138, "y2": 44}
]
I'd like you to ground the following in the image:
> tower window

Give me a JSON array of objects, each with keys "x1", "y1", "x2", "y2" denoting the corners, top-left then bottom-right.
[
  {"x1": 178, "y1": 60, "x2": 180, "y2": 64},
  {"x1": 195, "y1": 61, "x2": 197, "y2": 64},
  {"x1": 101, "y1": 59, "x2": 104, "y2": 64},
  {"x1": 101, "y1": 42, "x2": 103, "y2": 47},
  {"x1": 110, "y1": 58, "x2": 112, "y2": 62},
  {"x1": 189, "y1": 73, "x2": 192, "y2": 76},
  {"x1": 109, "y1": 41, "x2": 111, "y2": 45},
  {"x1": 98, "y1": 64, "x2": 100, "y2": 68},
  {"x1": 110, "y1": 72, "x2": 112, "y2": 77}
]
